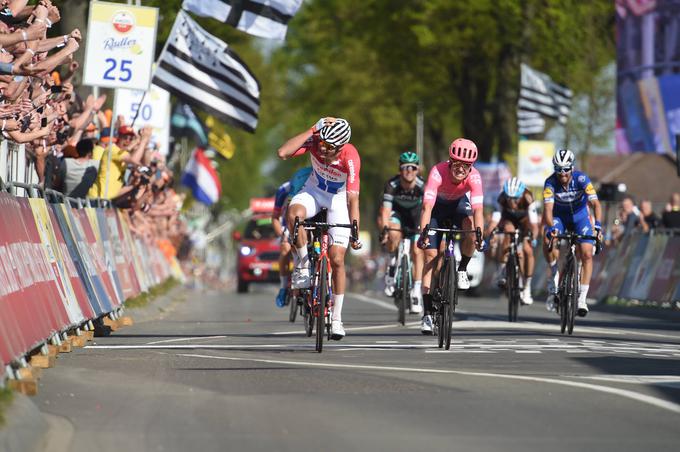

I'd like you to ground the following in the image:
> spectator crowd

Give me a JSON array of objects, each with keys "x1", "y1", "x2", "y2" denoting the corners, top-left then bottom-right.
[
  {"x1": 0, "y1": 0, "x2": 186, "y2": 259},
  {"x1": 608, "y1": 192, "x2": 680, "y2": 244}
]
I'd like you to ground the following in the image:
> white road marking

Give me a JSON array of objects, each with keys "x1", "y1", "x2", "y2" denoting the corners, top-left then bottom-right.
[
  {"x1": 177, "y1": 353, "x2": 680, "y2": 415},
  {"x1": 271, "y1": 321, "x2": 419, "y2": 336},
  {"x1": 577, "y1": 375, "x2": 680, "y2": 385},
  {"x1": 146, "y1": 335, "x2": 227, "y2": 345},
  {"x1": 347, "y1": 292, "x2": 398, "y2": 311}
]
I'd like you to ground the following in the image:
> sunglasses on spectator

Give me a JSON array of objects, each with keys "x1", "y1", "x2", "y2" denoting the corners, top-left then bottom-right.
[
  {"x1": 400, "y1": 164, "x2": 418, "y2": 171},
  {"x1": 450, "y1": 160, "x2": 472, "y2": 171},
  {"x1": 555, "y1": 166, "x2": 572, "y2": 174}
]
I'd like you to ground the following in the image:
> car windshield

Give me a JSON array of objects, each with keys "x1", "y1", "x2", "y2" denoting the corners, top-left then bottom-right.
[{"x1": 243, "y1": 217, "x2": 277, "y2": 240}]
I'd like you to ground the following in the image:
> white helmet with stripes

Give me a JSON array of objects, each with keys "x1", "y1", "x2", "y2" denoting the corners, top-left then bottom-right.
[
  {"x1": 553, "y1": 148, "x2": 575, "y2": 169},
  {"x1": 503, "y1": 177, "x2": 526, "y2": 198},
  {"x1": 319, "y1": 118, "x2": 351, "y2": 147}
]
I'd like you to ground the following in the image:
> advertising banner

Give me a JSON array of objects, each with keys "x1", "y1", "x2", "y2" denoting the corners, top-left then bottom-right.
[
  {"x1": 658, "y1": 74, "x2": 680, "y2": 152},
  {"x1": 647, "y1": 236, "x2": 680, "y2": 302},
  {"x1": 66, "y1": 206, "x2": 113, "y2": 313},
  {"x1": 618, "y1": 235, "x2": 650, "y2": 299},
  {"x1": 638, "y1": 78, "x2": 672, "y2": 153},
  {"x1": 619, "y1": 79, "x2": 654, "y2": 152},
  {"x1": 94, "y1": 208, "x2": 125, "y2": 304},
  {"x1": 50, "y1": 204, "x2": 97, "y2": 319},
  {"x1": 29, "y1": 198, "x2": 84, "y2": 325},
  {"x1": 116, "y1": 210, "x2": 144, "y2": 294},
  {"x1": 78, "y1": 208, "x2": 119, "y2": 308},
  {"x1": 625, "y1": 234, "x2": 669, "y2": 300},
  {"x1": 16, "y1": 198, "x2": 69, "y2": 333},
  {"x1": 517, "y1": 140, "x2": 555, "y2": 187},
  {"x1": 83, "y1": 1, "x2": 159, "y2": 91}
]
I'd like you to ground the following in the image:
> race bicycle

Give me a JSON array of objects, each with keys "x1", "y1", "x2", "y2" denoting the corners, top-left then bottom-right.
[
  {"x1": 382, "y1": 226, "x2": 419, "y2": 325},
  {"x1": 292, "y1": 208, "x2": 357, "y2": 352},
  {"x1": 548, "y1": 231, "x2": 599, "y2": 335},
  {"x1": 491, "y1": 229, "x2": 525, "y2": 322},
  {"x1": 423, "y1": 224, "x2": 481, "y2": 350}
]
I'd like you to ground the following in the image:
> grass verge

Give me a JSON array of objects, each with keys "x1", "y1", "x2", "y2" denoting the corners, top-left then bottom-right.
[
  {"x1": 0, "y1": 386, "x2": 13, "y2": 427},
  {"x1": 603, "y1": 296, "x2": 680, "y2": 311},
  {"x1": 124, "y1": 278, "x2": 180, "y2": 309}
]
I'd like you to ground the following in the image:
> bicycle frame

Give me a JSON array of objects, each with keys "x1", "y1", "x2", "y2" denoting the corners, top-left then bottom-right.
[
  {"x1": 423, "y1": 225, "x2": 481, "y2": 350},
  {"x1": 492, "y1": 229, "x2": 523, "y2": 322},
  {"x1": 292, "y1": 210, "x2": 357, "y2": 352},
  {"x1": 384, "y1": 226, "x2": 418, "y2": 325},
  {"x1": 549, "y1": 231, "x2": 599, "y2": 335}
]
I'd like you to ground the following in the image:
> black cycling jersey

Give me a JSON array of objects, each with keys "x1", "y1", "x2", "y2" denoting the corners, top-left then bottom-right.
[{"x1": 383, "y1": 175, "x2": 424, "y2": 210}]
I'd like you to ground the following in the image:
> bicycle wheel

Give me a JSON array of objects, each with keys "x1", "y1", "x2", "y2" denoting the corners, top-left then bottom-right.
[
  {"x1": 288, "y1": 290, "x2": 297, "y2": 323},
  {"x1": 559, "y1": 266, "x2": 570, "y2": 334},
  {"x1": 567, "y1": 260, "x2": 579, "y2": 335},
  {"x1": 316, "y1": 257, "x2": 329, "y2": 353},
  {"x1": 444, "y1": 256, "x2": 457, "y2": 350},
  {"x1": 436, "y1": 260, "x2": 448, "y2": 349},
  {"x1": 398, "y1": 255, "x2": 408, "y2": 325},
  {"x1": 507, "y1": 257, "x2": 520, "y2": 322}
]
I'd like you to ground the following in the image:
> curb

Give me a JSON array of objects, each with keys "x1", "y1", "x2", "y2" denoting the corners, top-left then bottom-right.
[{"x1": 0, "y1": 393, "x2": 48, "y2": 452}]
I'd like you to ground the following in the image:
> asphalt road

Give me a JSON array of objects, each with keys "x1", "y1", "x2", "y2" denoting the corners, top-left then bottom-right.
[{"x1": 31, "y1": 284, "x2": 680, "y2": 452}]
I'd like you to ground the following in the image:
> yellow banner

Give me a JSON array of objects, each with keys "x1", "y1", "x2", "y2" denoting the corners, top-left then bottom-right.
[{"x1": 206, "y1": 115, "x2": 235, "y2": 159}]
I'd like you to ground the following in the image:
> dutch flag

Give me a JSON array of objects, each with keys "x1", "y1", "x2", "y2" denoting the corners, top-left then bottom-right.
[{"x1": 181, "y1": 148, "x2": 222, "y2": 205}]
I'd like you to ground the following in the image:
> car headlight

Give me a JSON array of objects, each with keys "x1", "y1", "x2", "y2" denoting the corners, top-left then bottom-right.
[{"x1": 240, "y1": 245, "x2": 255, "y2": 256}]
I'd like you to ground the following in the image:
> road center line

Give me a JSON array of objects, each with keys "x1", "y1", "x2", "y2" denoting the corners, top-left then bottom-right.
[{"x1": 177, "y1": 353, "x2": 680, "y2": 415}]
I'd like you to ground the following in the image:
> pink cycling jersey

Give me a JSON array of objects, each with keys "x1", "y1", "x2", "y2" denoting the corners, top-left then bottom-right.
[
  {"x1": 293, "y1": 134, "x2": 361, "y2": 194},
  {"x1": 423, "y1": 161, "x2": 484, "y2": 208}
]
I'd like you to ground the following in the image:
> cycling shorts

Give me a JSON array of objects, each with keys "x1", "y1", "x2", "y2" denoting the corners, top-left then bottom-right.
[
  {"x1": 389, "y1": 208, "x2": 420, "y2": 240},
  {"x1": 425, "y1": 196, "x2": 472, "y2": 250},
  {"x1": 545, "y1": 209, "x2": 595, "y2": 245},
  {"x1": 289, "y1": 183, "x2": 350, "y2": 248}
]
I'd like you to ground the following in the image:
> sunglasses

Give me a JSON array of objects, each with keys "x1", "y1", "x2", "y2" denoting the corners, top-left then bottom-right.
[
  {"x1": 450, "y1": 160, "x2": 472, "y2": 171},
  {"x1": 400, "y1": 164, "x2": 418, "y2": 171},
  {"x1": 555, "y1": 166, "x2": 572, "y2": 174},
  {"x1": 320, "y1": 140, "x2": 339, "y2": 152}
]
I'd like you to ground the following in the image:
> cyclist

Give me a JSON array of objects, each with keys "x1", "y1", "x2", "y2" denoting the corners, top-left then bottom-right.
[
  {"x1": 417, "y1": 138, "x2": 485, "y2": 334},
  {"x1": 277, "y1": 117, "x2": 363, "y2": 340},
  {"x1": 272, "y1": 166, "x2": 313, "y2": 308},
  {"x1": 378, "y1": 151, "x2": 425, "y2": 314},
  {"x1": 542, "y1": 149, "x2": 603, "y2": 317},
  {"x1": 486, "y1": 177, "x2": 539, "y2": 305}
]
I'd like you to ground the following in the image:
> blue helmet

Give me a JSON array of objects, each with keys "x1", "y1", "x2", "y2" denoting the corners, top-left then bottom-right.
[{"x1": 503, "y1": 177, "x2": 526, "y2": 198}]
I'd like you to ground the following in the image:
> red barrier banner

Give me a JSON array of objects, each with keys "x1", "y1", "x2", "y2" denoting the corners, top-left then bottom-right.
[
  {"x1": 16, "y1": 198, "x2": 70, "y2": 332},
  {"x1": 105, "y1": 209, "x2": 137, "y2": 299},
  {"x1": 0, "y1": 194, "x2": 29, "y2": 364},
  {"x1": 115, "y1": 210, "x2": 142, "y2": 296}
]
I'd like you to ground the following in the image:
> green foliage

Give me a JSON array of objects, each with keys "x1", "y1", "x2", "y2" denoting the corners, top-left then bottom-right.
[
  {"x1": 0, "y1": 386, "x2": 13, "y2": 427},
  {"x1": 124, "y1": 277, "x2": 179, "y2": 309}
]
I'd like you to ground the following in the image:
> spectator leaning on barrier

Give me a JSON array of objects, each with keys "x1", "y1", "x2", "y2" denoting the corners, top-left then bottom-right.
[
  {"x1": 662, "y1": 192, "x2": 680, "y2": 228},
  {"x1": 60, "y1": 137, "x2": 97, "y2": 198},
  {"x1": 640, "y1": 199, "x2": 659, "y2": 230},
  {"x1": 613, "y1": 195, "x2": 645, "y2": 241}
]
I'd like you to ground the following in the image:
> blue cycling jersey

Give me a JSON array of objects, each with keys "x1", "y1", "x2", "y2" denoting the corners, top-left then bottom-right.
[
  {"x1": 274, "y1": 167, "x2": 313, "y2": 212},
  {"x1": 543, "y1": 170, "x2": 598, "y2": 216}
]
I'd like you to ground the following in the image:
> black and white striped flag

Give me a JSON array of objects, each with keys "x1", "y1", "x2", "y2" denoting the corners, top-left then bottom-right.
[
  {"x1": 518, "y1": 63, "x2": 572, "y2": 135},
  {"x1": 152, "y1": 10, "x2": 260, "y2": 133},
  {"x1": 182, "y1": 0, "x2": 303, "y2": 41}
]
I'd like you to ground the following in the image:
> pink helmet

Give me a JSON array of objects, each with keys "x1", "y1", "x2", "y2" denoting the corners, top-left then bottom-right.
[{"x1": 448, "y1": 138, "x2": 478, "y2": 163}]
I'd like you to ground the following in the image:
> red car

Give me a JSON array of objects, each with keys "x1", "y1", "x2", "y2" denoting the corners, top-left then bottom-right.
[{"x1": 234, "y1": 200, "x2": 280, "y2": 293}]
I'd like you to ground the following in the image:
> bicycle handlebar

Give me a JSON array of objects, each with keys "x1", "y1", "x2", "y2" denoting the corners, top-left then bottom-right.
[
  {"x1": 292, "y1": 216, "x2": 359, "y2": 244},
  {"x1": 422, "y1": 225, "x2": 482, "y2": 245},
  {"x1": 548, "y1": 231, "x2": 600, "y2": 251}
]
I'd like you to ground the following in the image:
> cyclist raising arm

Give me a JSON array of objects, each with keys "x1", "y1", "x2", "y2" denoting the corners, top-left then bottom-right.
[
  {"x1": 417, "y1": 138, "x2": 484, "y2": 334},
  {"x1": 277, "y1": 117, "x2": 362, "y2": 340},
  {"x1": 543, "y1": 149, "x2": 603, "y2": 316}
]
